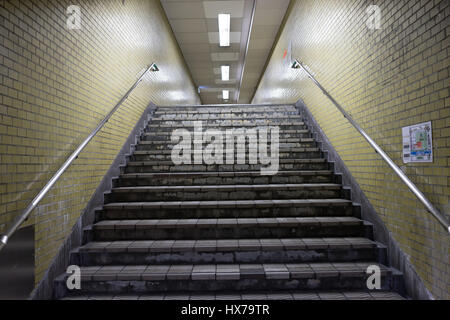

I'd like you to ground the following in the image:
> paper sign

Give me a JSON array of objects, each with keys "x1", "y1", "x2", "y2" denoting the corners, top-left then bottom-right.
[{"x1": 402, "y1": 121, "x2": 433, "y2": 163}]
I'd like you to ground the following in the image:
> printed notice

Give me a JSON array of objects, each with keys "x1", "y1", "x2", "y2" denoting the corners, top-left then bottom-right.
[{"x1": 402, "y1": 121, "x2": 433, "y2": 163}]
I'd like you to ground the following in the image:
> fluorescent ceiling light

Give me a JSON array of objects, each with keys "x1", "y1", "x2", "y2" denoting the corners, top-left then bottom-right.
[
  {"x1": 218, "y1": 14, "x2": 230, "y2": 47},
  {"x1": 223, "y1": 90, "x2": 229, "y2": 100},
  {"x1": 221, "y1": 65, "x2": 230, "y2": 81}
]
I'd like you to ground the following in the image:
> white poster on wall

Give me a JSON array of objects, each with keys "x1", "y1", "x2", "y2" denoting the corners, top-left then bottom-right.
[
  {"x1": 402, "y1": 121, "x2": 433, "y2": 163},
  {"x1": 283, "y1": 41, "x2": 292, "y2": 69}
]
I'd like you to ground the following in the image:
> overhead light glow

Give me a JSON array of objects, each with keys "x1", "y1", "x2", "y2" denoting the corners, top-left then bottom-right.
[
  {"x1": 221, "y1": 65, "x2": 230, "y2": 81},
  {"x1": 223, "y1": 90, "x2": 229, "y2": 100},
  {"x1": 218, "y1": 14, "x2": 230, "y2": 47}
]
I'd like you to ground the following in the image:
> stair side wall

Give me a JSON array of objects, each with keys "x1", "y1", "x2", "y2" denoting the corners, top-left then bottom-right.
[
  {"x1": 296, "y1": 99, "x2": 433, "y2": 300},
  {"x1": 30, "y1": 103, "x2": 156, "y2": 300},
  {"x1": 253, "y1": 0, "x2": 449, "y2": 299},
  {"x1": 0, "y1": 0, "x2": 200, "y2": 290}
]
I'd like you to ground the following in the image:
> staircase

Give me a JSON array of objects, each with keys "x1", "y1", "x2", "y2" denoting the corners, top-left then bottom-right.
[{"x1": 55, "y1": 104, "x2": 405, "y2": 300}]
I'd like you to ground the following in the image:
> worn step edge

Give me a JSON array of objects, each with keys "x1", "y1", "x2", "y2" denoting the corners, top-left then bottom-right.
[
  {"x1": 116, "y1": 170, "x2": 334, "y2": 179},
  {"x1": 77, "y1": 237, "x2": 378, "y2": 253},
  {"x1": 55, "y1": 262, "x2": 394, "y2": 281},
  {"x1": 131, "y1": 149, "x2": 321, "y2": 155},
  {"x1": 102, "y1": 199, "x2": 352, "y2": 211},
  {"x1": 60, "y1": 290, "x2": 405, "y2": 300},
  {"x1": 110, "y1": 184, "x2": 342, "y2": 193},
  {"x1": 92, "y1": 216, "x2": 363, "y2": 230}
]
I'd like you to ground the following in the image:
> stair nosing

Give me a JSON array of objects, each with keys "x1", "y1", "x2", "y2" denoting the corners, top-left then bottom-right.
[{"x1": 102, "y1": 199, "x2": 352, "y2": 210}]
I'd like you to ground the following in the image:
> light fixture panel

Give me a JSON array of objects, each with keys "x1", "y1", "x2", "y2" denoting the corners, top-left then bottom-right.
[
  {"x1": 223, "y1": 90, "x2": 229, "y2": 100},
  {"x1": 221, "y1": 65, "x2": 230, "y2": 81},
  {"x1": 218, "y1": 14, "x2": 231, "y2": 47}
]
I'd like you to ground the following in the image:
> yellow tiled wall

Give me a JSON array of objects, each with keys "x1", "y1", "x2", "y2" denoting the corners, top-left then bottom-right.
[
  {"x1": 0, "y1": 0, "x2": 200, "y2": 284},
  {"x1": 254, "y1": 0, "x2": 449, "y2": 299}
]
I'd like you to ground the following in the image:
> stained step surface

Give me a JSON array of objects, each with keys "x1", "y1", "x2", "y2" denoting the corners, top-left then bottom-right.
[
  {"x1": 54, "y1": 262, "x2": 403, "y2": 295},
  {"x1": 62, "y1": 291, "x2": 405, "y2": 300},
  {"x1": 54, "y1": 104, "x2": 404, "y2": 300}
]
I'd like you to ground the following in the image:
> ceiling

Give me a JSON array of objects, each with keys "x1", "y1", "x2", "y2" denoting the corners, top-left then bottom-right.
[{"x1": 160, "y1": 0, "x2": 290, "y2": 105}]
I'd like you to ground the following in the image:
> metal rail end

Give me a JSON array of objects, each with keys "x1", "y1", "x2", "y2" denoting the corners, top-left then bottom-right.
[
  {"x1": 0, "y1": 235, "x2": 7, "y2": 251},
  {"x1": 150, "y1": 63, "x2": 159, "y2": 72},
  {"x1": 291, "y1": 59, "x2": 302, "y2": 69}
]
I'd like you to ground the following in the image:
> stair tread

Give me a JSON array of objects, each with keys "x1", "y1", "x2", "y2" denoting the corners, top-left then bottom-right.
[
  {"x1": 125, "y1": 159, "x2": 326, "y2": 166},
  {"x1": 132, "y1": 148, "x2": 320, "y2": 154},
  {"x1": 118, "y1": 170, "x2": 334, "y2": 178},
  {"x1": 102, "y1": 199, "x2": 352, "y2": 210},
  {"x1": 110, "y1": 183, "x2": 341, "y2": 192},
  {"x1": 93, "y1": 216, "x2": 362, "y2": 230},
  {"x1": 56, "y1": 104, "x2": 403, "y2": 300},
  {"x1": 148, "y1": 121, "x2": 304, "y2": 125},
  {"x1": 58, "y1": 262, "x2": 392, "y2": 282},
  {"x1": 155, "y1": 110, "x2": 298, "y2": 114},
  {"x1": 138, "y1": 139, "x2": 314, "y2": 144},
  {"x1": 144, "y1": 129, "x2": 310, "y2": 135},
  {"x1": 61, "y1": 290, "x2": 404, "y2": 300},
  {"x1": 152, "y1": 115, "x2": 301, "y2": 122},
  {"x1": 79, "y1": 237, "x2": 377, "y2": 253}
]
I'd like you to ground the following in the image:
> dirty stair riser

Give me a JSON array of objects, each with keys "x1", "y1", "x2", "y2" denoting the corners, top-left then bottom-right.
[
  {"x1": 112, "y1": 171, "x2": 340, "y2": 187},
  {"x1": 85, "y1": 224, "x2": 372, "y2": 242},
  {"x1": 104, "y1": 185, "x2": 346, "y2": 202},
  {"x1": 142, "y1": 131, "x2": 313, "y2": 141},
  {"x1": 54, "y1": 265, "x2": 404, "y2": 295},
  {"x1": 146, "y1": 124, "x2": 309, "y2": 132},
  {"x1": 130, "y1": 152, "x2": 323, "y2": 162},
  {"x1": 70, "y1": 239, "x2": 388, "y2": 266},
  {"x1": 61, "y1": 291, "x2": 404, "y2": 300},
  {"x1": 54, "y1": 104, "x2": 405, "y2": 300},
  {"x1": 121, "y1": 163, "x2": 330, "y2": 174}
]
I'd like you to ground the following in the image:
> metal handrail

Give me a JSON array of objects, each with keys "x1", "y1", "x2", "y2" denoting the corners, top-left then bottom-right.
[
  {"x1": 0, "y1": 63, "x2": 159, "y2": 251},
  {"x1": 236, "y1": 0, "x2": 257, "y2": 102},
  {"x1": 291, "y1": 59, "x2": 450, "y2": 234}
]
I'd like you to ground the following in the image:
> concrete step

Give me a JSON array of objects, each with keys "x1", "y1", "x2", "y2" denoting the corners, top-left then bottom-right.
[
  {"x1": 88, "y1": 216, "x2": 370, "y2": 241},
  {"x1": 121, "y1": 160, "x2": 330, "y2": 174},
  {"x1": 125, "y1": 159, "x2": 325, "y2": 166},
  {"x1": 129, "y1": 150, "x2": 324, "y2": 162},
  {"x1": 105, "y1": 183, "x2": 346, "y2": 202},
  {"x1": 154, "y1": 107, "x2": 298, "y2": 115},
  {"x1": 135, "y1": 142, "x2": 316, "y2": 152},
  {"x1": 131, "y1": 146, "x2": 319, "y2": 154},
  {"x1": 97, "y1": 206, "x2": 359, "y2": 221},
  {"x1": 96, "y1": 199, "x2": 359, "y2": 220},
  {"x1": 139, "y1": 137, "x2": 315, "y2": 144},
  {"x1": 54, "y1": 103, "x2": 405, "y2": 300},
  {"x1": 147, "y1": 119, "x2": 305, "y2": 126},
  {"x1": 143, "y1": 128, "x2": 311, "y2": 137},
  {"x1": 152, "y1": 115, "x2": 302, "y2": 121},
  {"x1": 61, "y1": 290, "x2": 405, "y2": 300},
  {"x1": 141, "y1": 132, "x2": 312, "y2": 141},
  {"x1": 153, "y1": 113, "x2": 301, "y2": 120},
  {"x1": 71, "y1": 237, "x2": 385, "y2": 266},
  {"x1": 53, "y1": 262, "x2": 403, "y2": 298},
  {"x1": 113, "y1": 170, "x2": 338, "y2": 187},
  {"x1": 154, "y1": 105, "x2": 297, "y2": 113},
  {"x1": 145, "y1": 124, "x2": 308, "y2": 132}
]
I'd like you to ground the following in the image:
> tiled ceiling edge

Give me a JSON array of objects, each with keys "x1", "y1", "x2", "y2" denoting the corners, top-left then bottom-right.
[
  {"x1": 232, "y1": 0, "x2": 255, "y2": 103},
  {"x1": 250, "y1": 0, "x2": 295, "y2": 104},
  {"x1": 157, "y1": 0, "x2": 203, "y2": 105},
  {"x1": 235, "y1": 0, "x2": 257, "y2": 103},
  {"x1": 160, "y1": 0, "x2": 290, "y2": 105}
]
